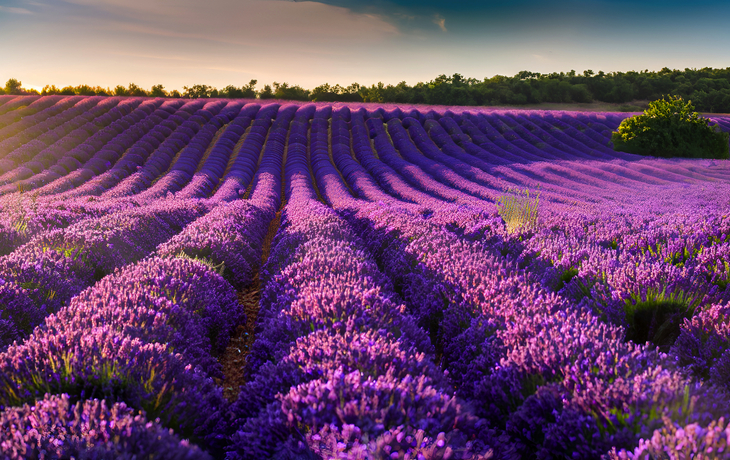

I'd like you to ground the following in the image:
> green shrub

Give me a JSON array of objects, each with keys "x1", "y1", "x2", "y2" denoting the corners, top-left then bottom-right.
[
  {"x1": 611, "y1": 95, "x2": 729, "y2": 159},
  {"x1": 497, "y1": 186, "x2": 540, "y2": 233}
]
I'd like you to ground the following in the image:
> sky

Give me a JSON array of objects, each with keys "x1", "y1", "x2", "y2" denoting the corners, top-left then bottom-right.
[{"x1": 1, "y1": 0, "x2": 729, "y2": 93}]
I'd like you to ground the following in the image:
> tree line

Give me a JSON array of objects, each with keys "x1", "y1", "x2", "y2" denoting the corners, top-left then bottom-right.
[{"x1": 5, "y1": 66, "x2": 730, "y2": 112}]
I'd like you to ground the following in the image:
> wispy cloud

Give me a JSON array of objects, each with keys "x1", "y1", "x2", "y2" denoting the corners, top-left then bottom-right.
[
  {"x1": 433, "y1": 14, "x2": 446, "y2": 32},
  {"x1": 0, "y1": 5, "x2": 33, "y2": 14}
]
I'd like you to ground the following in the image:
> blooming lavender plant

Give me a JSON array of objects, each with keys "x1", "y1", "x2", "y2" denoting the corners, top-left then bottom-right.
[{"x1": 0, "y1": 393, "x2": 211, "y2": 460}]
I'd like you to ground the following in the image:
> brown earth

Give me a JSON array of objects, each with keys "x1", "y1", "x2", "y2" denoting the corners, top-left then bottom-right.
[{"x1": 217, "y1": 208, "x2": 283, "y2": 402}]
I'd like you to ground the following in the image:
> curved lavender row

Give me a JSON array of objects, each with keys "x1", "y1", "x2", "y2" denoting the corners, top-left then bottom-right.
[
  {"x1": 432, "y1": 116, "x2": 616, "y2": 203},
  {"x1": 0, "y1": 97, "x2": 110, "y2": 176},
  {"x1": 52, "y1": 99, "x2": 204, "y2": 200},
  {"x1": 438, "y1": 116, "x2": 514, "y2": 166},
  {"x1": 282, "y1": 104, "x2": 321, "y2": 205},
  {"x1": 456, "y1": 115, "x2": 535, "y2": 164},
  {"x1": 0, "y1": 97, "x2": 127, "y2": 183},
  {"x1": 0, "y1": 393, "x2": 211, "y2": 460},
  {"x1": 465, "y1": 112, "x2": 555, "y2": 163},
  {"x1": 29, "y1": 103, "x2": 182, "y2": 196},
  {"x1": 176, "y1": 103, "x2": 260, "y2": 199},
  {"x1": 386, "y1": 118, "x2": 495, "y2": 203},
  {"x1": 438, "y1": 114, "x2": 598, "y2": 204},
  {"x1": 0, "y1": 95, "x2": 89, "y2": 157},
  {"x1": 504, "y1": 157, "x2": 642, "y2": 200},
  {"x1": 425, "y1": 118, "x2": 506, "y2": 177},
  {"x1": 481, "y1": 113, "x2": 576, "y2": 162},
  {"x1": 0, "y1": 102, "x2": 196, "y2": 255},
  {"x1": 288, "y1": 104, "x2": 319, "y2": 193},
  {"x1": 326, "y1": 109, "x2": 496, "y2": 232},
  {"x1": 333, "y1": 110, "x2": 492, "y2": 233},
  {"x1": 492, "y1": 112, "x2": 606, "y2": 162},
  {"x1": 101, "y1": 99, "x2": 225, "y2": 199},
  {"x1": 0, "y1": 199, "x2": 210, "y2": 350},
  {"x1": 554, "y1": 111, "x2": 625, "y2": 148},
  {"x1": 227, "y1": 132, "x2": 497, "y2": 459},
  {"x1": 8, "y1": 97, "x2": 132, "y2": 177},
  {"x1": 573, "y1": 111, "x2": 622, "y2": 132},
  {"x1": 502, "y1": 112, "x2": 612, "y2": 161},
  {"x1": 545, "y1": 111, "x2": 637, "y2": 156},
  {"x1": 309, "y1": 107, "x2": 359, "y2": 206},
  {"x1": 330, "y1": 106, "x2": 415, "y2": 204},
  {"x1": 0, "y1": 98, "x2": 156, "y2": 195},
  {"x1": 0, "y1": 95, "x2": 18, "y2": 107},
  {"x1": 308, "y1": 132, "x2": 729, "y2": 458},
  {"x1": 157, "y1": 199, "x2": 273, "y2": 289},
  {"x1": 529, "y1": 111, "x2": 717, "y2": 186},
  {"x1": 349, "y1": 108, "x2": 441, "y2": 205},
  {"x1": 66, "y1": 256, "x2": 243, "y2": 376},
  {"x1": 212, "y1": 103, "x2": 280, "y2": 202},
  {"x1": 0, "y1": 95, "x2": 43, "y2": 119},
  {"x1": 0, "y1": 256, "x2": 241, "y2": 453},
  {"x1": 365, "y1": 116, "x2": 479, "y2": 204},
  {"x1": 130, "y1": 100, "x2": 242, "y2": 201},
  {"x1": 0, "y1": 97, "x2": 73, "y2": 141},
  {"x1": 450, "y1": 112, "x2": 715, "y2": 202},
  {"x1": 28, "y1": 99, "x2": 176, "y2": 197},
  {"x1": 0, "y1": 101, "x2": 232, "y2": 258},
  {"x1": 246, "y1": 104, "x2": 299, "y2": 210},
  {"x1": 404, "y1": 117, "x2": 503, "y2": 198},
  {"x1": 508, "y1": 112, "x2": 612, "y2": 159}
]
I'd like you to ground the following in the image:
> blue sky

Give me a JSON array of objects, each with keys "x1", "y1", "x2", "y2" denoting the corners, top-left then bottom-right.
[{"x1": 1, "y1": 0, "x2": 729, "y2": 92}]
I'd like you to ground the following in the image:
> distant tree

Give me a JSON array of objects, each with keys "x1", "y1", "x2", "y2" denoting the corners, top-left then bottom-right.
[
  {"x1": 127, "y1": 83, "x2": 147, "y2": 97},
  {"x1": 220, "y1": 79, "x2": 257, "y2": 99},
  {"x1": 258, "y1": 84, "x2": 274, "y2": 99},
  {"x1": 59, "y1": 86, "x2": 76, "y2": 95},
  {"x1": 569, "y1": 84, "x2": 593, "y2": 103},
  {"x1": 169, "y1": 89, "x2": 182, "y2": 98},
  {"x1": 150, "y1": 84, "x2": 168, "y2": 97},
  {"x1": 310, "y1": 82, "x2": 363, "y2": 102},
  {"x1": 41, "y1": 85, "x2": 60, "y2": 95},
  {"x1": 242, "y1": 79, "x2": 257, "y2": 98},
  {"x1": 272, "y1": 82, "x2": 309, "y2": 101},
  {"x1": 91, "y1": 86, "x2": 111, "y2": 96},
  {"x1": 114, "y1": 85, "x2": 128, "y2": 96},
  {"x1": 360, "y1": 82, "x2": 385, "y2": 103},
  {"x1": 4, "y1": 78, "x2": 23, "y2": 95},
  {"x1": 74, "y1": 85, "x2": 97, "y2": 96},
  {"x1": 182, "y1": 84, "x2": 213, "y2": 98}
]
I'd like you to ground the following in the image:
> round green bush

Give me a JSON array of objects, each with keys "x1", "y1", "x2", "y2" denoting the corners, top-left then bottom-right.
[{"x1": 611, "y1": 95, "x2": 729, "y2": 159}]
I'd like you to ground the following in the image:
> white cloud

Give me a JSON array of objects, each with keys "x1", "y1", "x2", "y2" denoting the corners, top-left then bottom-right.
[
  {"x1": 433, "y1": 14, "x2": 446, "y2": 32},
  {"x1": 0, "y1": 5, "x2": 33, "y2": 14}
]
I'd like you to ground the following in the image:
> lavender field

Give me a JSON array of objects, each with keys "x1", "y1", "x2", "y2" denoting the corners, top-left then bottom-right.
[{"x1": 0, "y1": 94, "x2": 730, "y2": 459}]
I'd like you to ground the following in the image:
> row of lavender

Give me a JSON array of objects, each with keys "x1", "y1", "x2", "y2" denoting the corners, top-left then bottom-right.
[{"x1": 0, "y1": 96, "x2": 729, "y2": 457}]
